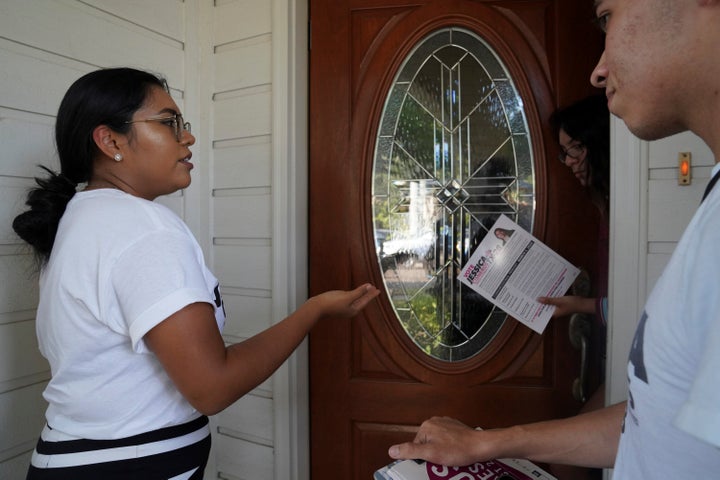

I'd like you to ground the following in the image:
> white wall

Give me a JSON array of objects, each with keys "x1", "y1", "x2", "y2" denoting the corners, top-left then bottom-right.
[
  {"x1": 0, "y1": 1, "x2": 306, "y2": 479},
  {"x1": 209, "y1": 0, "x2": 275, "y2": 476},
  {"x1": 208, "y1": 0, "x2": 309, "y2": 479}
]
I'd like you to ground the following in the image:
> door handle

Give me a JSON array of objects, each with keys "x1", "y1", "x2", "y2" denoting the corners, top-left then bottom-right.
[
  {"x1": 567, "y1": 268, "x2": 592, "y2": 402},
  {"x1": 569, "y1": 313, "x2": 592, "y2": 402}
]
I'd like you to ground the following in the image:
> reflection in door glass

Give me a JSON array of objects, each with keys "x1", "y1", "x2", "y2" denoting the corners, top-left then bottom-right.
[{"x1": 372, "y1": 28, "x2": 535, "y2": 362}]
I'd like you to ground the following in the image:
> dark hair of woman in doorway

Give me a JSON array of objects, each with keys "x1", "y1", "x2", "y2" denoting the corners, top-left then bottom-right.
[{"x1": 550, "y1": 93, "x2": 610, "y2": 215}]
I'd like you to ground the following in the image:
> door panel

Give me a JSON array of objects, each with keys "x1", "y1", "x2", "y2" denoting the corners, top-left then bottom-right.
[{"x1": 309, "y1": 1, "x2": 604, "y2": 478}]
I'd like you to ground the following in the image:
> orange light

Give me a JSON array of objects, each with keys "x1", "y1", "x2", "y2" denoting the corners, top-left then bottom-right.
[
  {"x1": 680, "y1": 160, "x2": 690, "y2": 176},
  {"x1": 678, "y1": 153, "x2": 692, "y2": 185}
]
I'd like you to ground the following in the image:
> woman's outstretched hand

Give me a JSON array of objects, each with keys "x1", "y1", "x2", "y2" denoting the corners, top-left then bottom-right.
[{"x1": 312, "y1": 283, "x2": 380, "y2": 318}]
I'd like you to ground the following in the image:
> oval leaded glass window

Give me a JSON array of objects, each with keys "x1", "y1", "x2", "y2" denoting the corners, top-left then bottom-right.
[{"x1": 372, "y1": 27, "x2": 535, "y2": 362}]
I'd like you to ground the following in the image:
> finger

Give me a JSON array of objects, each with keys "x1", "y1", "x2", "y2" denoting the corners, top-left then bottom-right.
[
  {"x1": 537, "y1": 296, "x2": 559, "y2": 305},
  {"x1": 388, "y1": 442, "x2": 418, "y2": 460},
  {"x1": 350, "y1": 284, "x2": 373, "y2": 299},
  {"x1": 350, "y1": 284, "x2": 380, "y2": 309}
]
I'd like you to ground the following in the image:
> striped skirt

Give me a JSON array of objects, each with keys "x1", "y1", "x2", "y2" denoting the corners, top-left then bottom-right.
[{"x1": 27, "y1": 416, "x2": 211, "y2": 480}]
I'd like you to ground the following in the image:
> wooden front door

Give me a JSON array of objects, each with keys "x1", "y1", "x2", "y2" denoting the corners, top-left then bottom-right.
[{"x1": 309, "y1": 1, "x2": 604, "y2": 478}]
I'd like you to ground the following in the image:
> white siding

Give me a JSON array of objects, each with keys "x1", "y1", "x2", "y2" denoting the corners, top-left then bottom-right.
[
  {"x1": 0, "y1": 1, "x2": 308, "y2": 478},
  {"x1": 210, "y1": 1, "x2": 277, "y2": 477},
  {"x1": 651, "y1": 134, "x2": 713, "y2": 278}
]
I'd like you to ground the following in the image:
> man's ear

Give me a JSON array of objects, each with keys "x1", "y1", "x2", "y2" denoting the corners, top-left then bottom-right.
[{"x1": 92, "y1": 125, "x2": 122, "y2": 159}]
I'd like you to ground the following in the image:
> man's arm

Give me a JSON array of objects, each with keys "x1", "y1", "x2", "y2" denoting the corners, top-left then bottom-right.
[{"x1": 389, "y1": 401, "x2": 625, "y2": 469}]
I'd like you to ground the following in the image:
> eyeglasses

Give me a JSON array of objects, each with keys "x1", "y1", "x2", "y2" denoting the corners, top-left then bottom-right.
[
  {"x1": 557, "y1": 143, "x2": 585, "y2": 164},
  {"x1": 125, "y1": 113, "x2": 191, "y2": 142}
]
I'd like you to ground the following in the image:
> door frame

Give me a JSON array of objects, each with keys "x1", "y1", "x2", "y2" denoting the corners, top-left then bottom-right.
[
  {"x1": 607, "y1": 118, "x2": 644, "y2": 405},
  {"x1": 271, "y1": 0, "x2": 310, "y2": 479}
]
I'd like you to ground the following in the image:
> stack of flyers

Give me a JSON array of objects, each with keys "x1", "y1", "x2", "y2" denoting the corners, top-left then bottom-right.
[{"x1": 374, "y1": 458, "x2": 557, "y2": 480}]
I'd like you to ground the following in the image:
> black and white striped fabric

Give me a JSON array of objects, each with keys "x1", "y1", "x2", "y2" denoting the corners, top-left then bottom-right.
[{"x1": 27, "y1": 416, "x2": 210, "y2": 479}]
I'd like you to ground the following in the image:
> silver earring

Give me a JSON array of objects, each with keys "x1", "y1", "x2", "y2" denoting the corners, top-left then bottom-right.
[{"x1": 114, "y1": 153, "x2": 123, "y2": 162}]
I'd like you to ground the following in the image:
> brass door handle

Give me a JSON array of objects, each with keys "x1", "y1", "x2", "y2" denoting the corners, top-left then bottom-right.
[{"x1": 569, "y1": 313, "x2": 592, "y2": 402}]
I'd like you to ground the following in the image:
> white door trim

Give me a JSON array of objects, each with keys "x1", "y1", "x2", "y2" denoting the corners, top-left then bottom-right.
[
  {"x1": 607, "y1": 116, "x2": 647, "y2": 404},
  {"x1": 271, "y1": 1, "x2": 310, "y2": 479}
]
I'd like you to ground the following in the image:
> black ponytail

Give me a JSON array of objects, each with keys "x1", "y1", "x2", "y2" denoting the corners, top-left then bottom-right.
[{"x1": 12, "y1": 167, "x2": 77, "y2": 262}]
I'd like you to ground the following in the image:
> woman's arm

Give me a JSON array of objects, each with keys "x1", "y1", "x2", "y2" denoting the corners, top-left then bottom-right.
[
  {"x1": 145, "y1": 284, "x2": 379, "y2": 415},
  {"x1": 388, "y1": 402, "x2": 625, "y2": 469}
]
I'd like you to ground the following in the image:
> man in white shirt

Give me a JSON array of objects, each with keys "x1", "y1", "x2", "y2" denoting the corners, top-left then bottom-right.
[{"x1": 388, "y1": 0, "x2": 720, "y2": 477}]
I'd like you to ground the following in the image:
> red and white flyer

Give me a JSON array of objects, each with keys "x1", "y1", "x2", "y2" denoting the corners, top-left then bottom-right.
[
  {"x1": 457, "y1": 214, "x2": 579, "y2": 334},
  {"x1": 375, "y1": 457, "x2": 558, "y2": 480}
]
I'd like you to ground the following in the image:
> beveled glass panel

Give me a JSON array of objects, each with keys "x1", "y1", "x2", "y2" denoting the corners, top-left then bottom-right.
[{"x1": 372, "y1": 28, "x2": 535, "y2": 362}]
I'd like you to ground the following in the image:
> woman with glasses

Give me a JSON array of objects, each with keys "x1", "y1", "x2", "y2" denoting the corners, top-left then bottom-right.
[
  {"x1": 13, "y1": 67, "x2": 379, "y2": 479},
  {"x1": 543, "y1": 94, "x2": 610, "y2": 323},
  {"x1": 554, "y1": 94, "x2": 610, "y2": 206},
  {"x1": 540, "y1": 93, "x2": 610, "y2": 480}
]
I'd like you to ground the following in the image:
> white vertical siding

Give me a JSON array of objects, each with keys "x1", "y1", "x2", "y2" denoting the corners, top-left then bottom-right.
[
  {"x1": 647, "y1": 134, "x2": 714, "y2": 244},
  {"x1": 210, "y1": 1, "x2": 277, "y2": 477},
  {"x1": 0, "y1": 0, "x2": 202, "y2": 478}
]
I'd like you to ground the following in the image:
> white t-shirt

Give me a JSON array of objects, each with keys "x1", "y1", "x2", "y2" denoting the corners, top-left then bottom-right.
[
  {"x1": 613, "y1": 163, "x2": 720, "y2": 477},
  {"x1": 37, "y1": 189, "x2": 225, "y2": 439}
]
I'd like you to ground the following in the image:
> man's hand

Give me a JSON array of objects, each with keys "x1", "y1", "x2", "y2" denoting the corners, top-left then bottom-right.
[{"x1": 388, "y1": 417, "x2": 490, "y2": 467}]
